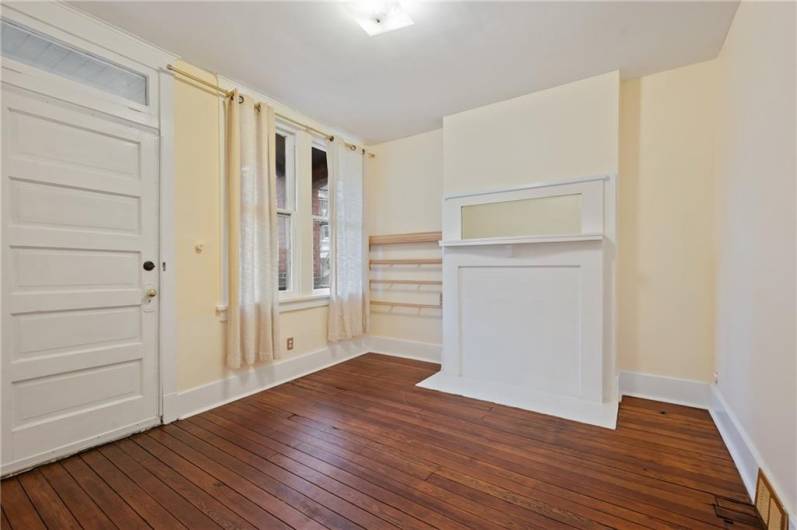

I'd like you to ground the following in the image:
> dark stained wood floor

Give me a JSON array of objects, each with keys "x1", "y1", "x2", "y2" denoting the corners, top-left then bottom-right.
[{"x1": 1, "y1": 353, "x2": 762, "y2": 529}]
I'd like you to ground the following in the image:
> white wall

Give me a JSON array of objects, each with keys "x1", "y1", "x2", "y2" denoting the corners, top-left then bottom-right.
[
  {"x1": 365, "y1": 130, "x2": 444, "y2": 346},
  {"x1": 443, "y1": 71, "x2": 619, "y2": 195},
  {"x1": 714, "y1": 0, "x2": 796, "y2": 513}
]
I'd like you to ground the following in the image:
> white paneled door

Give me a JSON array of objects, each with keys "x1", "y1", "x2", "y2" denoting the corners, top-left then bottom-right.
[{"x1": 1, "y1": 88, "x2": 160, "y2": 474}]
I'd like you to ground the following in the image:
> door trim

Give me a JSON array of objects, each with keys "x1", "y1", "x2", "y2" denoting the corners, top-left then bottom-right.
[{"x1": 158, "y1": 70, "x2": 178, "y2": 422}]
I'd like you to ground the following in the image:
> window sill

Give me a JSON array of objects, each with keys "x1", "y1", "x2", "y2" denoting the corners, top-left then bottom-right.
[
  {"x1": 214, "y1": 294, "x2": 329, "y2": 322},
  {"x1": 279, "y1": 293, "x2": 330, "y2": 313}
]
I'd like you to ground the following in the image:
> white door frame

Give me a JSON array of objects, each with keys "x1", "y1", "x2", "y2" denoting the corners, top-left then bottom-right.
[
  {"x1": 158, "y1": 69, "x2": 179, "y2": 422},
  {"x1": 0, "y1": 2, "x2": 180, "y2": 474}
]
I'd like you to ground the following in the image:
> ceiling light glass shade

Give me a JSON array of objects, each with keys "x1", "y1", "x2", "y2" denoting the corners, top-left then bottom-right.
[{"x1": 350, "y1": 1, "x2": 414, "y2": 36}]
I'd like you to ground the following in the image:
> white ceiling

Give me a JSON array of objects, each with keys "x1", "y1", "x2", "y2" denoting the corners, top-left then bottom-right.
[{"x1": 71, "y1": 1, "x2": 739, "y2": 144}]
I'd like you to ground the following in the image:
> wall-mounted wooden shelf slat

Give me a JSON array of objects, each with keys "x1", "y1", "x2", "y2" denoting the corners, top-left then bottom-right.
[
  {"x1": 371, "y1": 300, "x2": 441, "y2": 310},
  {"x1": 370, "y1": 279, "x2": 442, "y2": 285},
  {"x1": 370, "y1": 258, "x2": 442, "y2": 267},
  {"x1": 369, "y1": 231, "x2": 443, "y2": 315},
  {"x1": 369, "y1": 231, "x2": 442, "y2": 246}
]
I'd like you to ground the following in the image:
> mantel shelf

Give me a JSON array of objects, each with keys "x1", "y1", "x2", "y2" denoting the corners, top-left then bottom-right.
[{"x1": 439, "y1": 233, "x2": 604, "y2": 248}]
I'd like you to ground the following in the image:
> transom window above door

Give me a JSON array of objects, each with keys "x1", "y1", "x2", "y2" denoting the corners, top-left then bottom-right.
[{"x1": 1, "y1": 19, "x2": 148, "y2": 106}]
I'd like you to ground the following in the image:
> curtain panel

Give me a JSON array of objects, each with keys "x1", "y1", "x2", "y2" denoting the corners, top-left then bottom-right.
[
  {"x1": 225, "y1": 89, "x2": 281, "y2": 368},
  {"x1": 327, "y1": 138, "x2": 368, "y2": 341}
]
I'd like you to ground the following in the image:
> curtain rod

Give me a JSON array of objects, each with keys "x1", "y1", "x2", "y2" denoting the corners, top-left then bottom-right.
[{"x1": 166, "y1": 64, "x2": 374, "y2": 158}]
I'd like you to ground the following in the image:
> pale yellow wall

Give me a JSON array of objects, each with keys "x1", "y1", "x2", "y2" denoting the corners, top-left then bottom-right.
[
  {"x1": 713, "y1": 0, "x2": 796, "y2": 511},
  {"x1": 173, "y1": 61, "x2": 225, "y2": 392},
  {"x1": 443, "y1": 71, "x2": 620, "y2": 195},
  {"x1": 618, "y1": 60, "x2": 719, "y2": 382},
  {"x1": 365, "y1": 130, "x2": 443, "y2": 345},
  {"x1": 174, "y1": 61, "x2": 329, "y2": 392},
  {"x1": 366, "y1": 129, "x2": 443, "y2": 234}
]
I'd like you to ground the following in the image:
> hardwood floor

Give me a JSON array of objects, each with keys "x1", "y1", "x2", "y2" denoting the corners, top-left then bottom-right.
[{"x1": 1, "y1": 353, "x2": 761, "y2": 529}]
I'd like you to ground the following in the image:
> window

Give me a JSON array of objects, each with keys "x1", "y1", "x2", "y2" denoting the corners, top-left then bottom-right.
[
  {"x1": 312, "y1": 146, "x2": 331, "y2": 290},
  {"x1": 275, "y1": 131, "x2": 295, "y2": 292},
  {"x1": 1, "y1": 20, "x2": 148, "y2": 105},
  {"x1": 275, "y1": 125, "x2": 332, "y2": 303}
]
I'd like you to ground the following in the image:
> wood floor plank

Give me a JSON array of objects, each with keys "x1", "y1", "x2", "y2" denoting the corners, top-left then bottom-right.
[
  {"x1": 81, "y1": 450, "x2": 187, "y2": 529},
  {"x1": 0, "y1": 353, "x2": 760, "y2": 530},
  {"x1": 221, "y1": 404, "x2": 677, "y2": 530},
  {"x1": 116, "y1": 438, "x2": 258, "y2": 530},
  {"x1": 187, "y1": 414, "x2": 474, "y2": 530},
  {"x1": 160, "y1": 423, "x2": 372, "y2": 530},
  {"x1": 174, "y1": 420, "x2": 435, "y2": 530},
  {"x1": 61, "y1": 454, "x2": 151, "y2": 530},
  {"x1": 143, "y1": 430, "x2": 328, "y2": 530},
  {"x1": 199, "y1": 409, "x2": 508, "y2": 530},
  {"x1": 0, "y1": 478, "x2": 46, "y2": 530},
  {"x1": 39, "y1": 462, "x2": 115, "y2": 530},
  {"x1": 18, "y1": 469, "x2": 81, "y2": 529},
  {"x1": 132, "y1": 433, "x2": 292, "y2": 530},
  {"x1": 99, "y1": 443, "x2": 220, "y2": 529}
]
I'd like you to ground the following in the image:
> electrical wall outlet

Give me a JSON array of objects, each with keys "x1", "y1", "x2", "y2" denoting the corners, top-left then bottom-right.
[
  {"x1": 713, "y1": 371, "x2": 719, "y2": 384},
  {"x1": 286, "y1": 337, "x2": 294, "y2": 350}
]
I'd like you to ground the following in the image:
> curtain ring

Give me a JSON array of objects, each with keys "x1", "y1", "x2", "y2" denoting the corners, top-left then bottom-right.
[{"x1": 238, "y1": 95, "x2": 244, "y2": 104}]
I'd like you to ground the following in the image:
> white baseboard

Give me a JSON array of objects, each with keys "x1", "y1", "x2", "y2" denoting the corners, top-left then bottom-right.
[
  {"x1": 710, "y1": 385, "x2": 796, "y2": 530},
  {"x1": 365, "y1": 335, "x2": 442, "y2": 363},
  {"x1": 619, "y1": 370, "x2": 712, "y2": 408},
  {"x1": 163, "y1": 338, "x2": 369, "y2": 422}
]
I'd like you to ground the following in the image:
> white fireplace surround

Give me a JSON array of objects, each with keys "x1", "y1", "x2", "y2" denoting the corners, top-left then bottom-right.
[{"x1": 419, "y1": 175, "x2": 618, "y2": 428}]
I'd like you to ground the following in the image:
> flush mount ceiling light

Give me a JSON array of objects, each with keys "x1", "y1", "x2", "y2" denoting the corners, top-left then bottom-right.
[{"x1": 350, "y1": 1, "x2": 414, "y2": 36}]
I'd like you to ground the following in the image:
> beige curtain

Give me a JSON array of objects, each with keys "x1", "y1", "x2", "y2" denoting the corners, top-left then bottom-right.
[
  {"x1": 226, "y1": 89, "x2": 281, "y2": 368},
  {"x1": 327, "y1": 138, "x2": 367, "y2": 341}
]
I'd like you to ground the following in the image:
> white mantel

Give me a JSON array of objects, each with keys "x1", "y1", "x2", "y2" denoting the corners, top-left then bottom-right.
[{"x1": 418, "y1": 175, "x2": 619, "y2": 428}]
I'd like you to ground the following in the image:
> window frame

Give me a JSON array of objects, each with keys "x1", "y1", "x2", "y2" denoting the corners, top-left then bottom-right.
[{"x1": 276, "y1": 123, "x2": 332, "y2": 308}]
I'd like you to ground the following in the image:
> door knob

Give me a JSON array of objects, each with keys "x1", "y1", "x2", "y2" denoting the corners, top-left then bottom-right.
[{"x1": 145, "y1": 287, "x2": 158, "y2": 298}]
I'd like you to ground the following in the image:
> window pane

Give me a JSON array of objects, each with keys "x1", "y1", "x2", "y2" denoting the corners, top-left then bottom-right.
[
  {"x1": 275, "y1": 133, "x2": 287, "y2": 209},
  {"x1": 313, "y1": 219, "x2": 330, "y2": 290},
  {"x1": 278, "y1": 213, "x2": 291, "y2": 291},
  {"x1": 1, "y1": 20, "x2": 148, "y2": 105},
  {"x1": 311, "y1": 147, "x2": 329, "y2": 217},
  {"x1": 312, "y1": 146, "x2": 330, "y2": 290}
]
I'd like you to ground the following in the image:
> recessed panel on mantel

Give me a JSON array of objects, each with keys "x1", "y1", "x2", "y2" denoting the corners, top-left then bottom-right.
[
  {"x1": 458, "y1": 265, "x2": 582, "y2": 396},
  {"x1": 461, "y1": 194, "x2": 581, "y2": 239}
]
